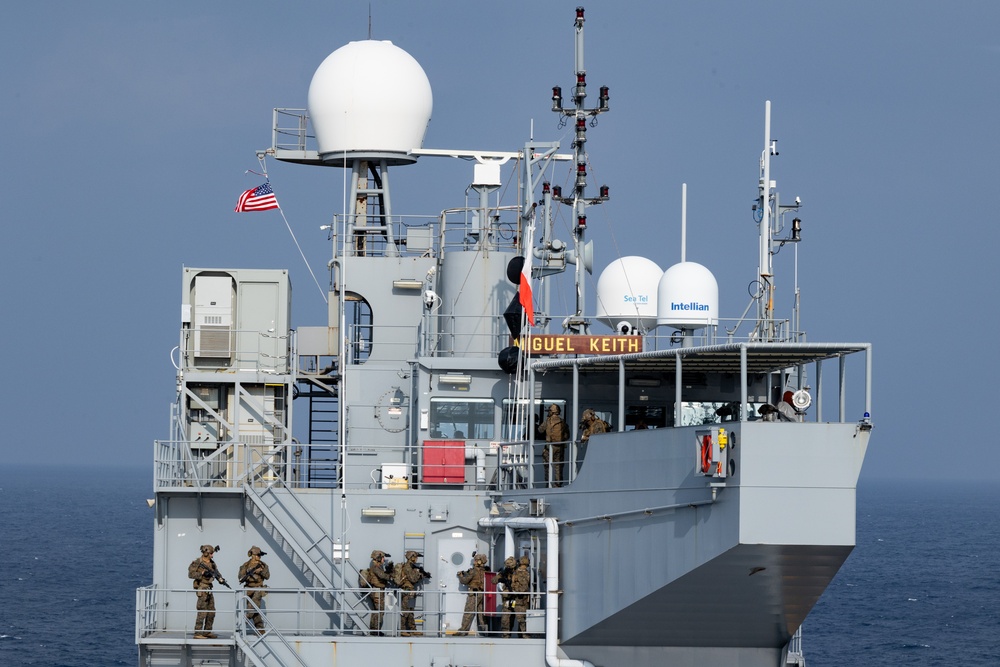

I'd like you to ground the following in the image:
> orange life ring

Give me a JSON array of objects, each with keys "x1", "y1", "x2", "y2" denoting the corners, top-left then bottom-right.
[{"x1": 700, "y1": 434, "x2": 712, "y2": 473}]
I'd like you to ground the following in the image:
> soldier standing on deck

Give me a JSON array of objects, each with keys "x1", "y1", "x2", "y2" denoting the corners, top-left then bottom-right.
[
  {"x1": 498, "y1": 557, "x2": 516, "y2": 637},
  {"x1": 363, "y1": 550, "x2": 392, "y2": 634},
  {"x1": 400, "y1": 550, "x2": 432, "y2": 636},
  {"x1": 188, "y1": 544, "x2": 228, "y2": 639},
  {"x1": 455, "y1": 553, "x2": 489, "y2": 636},
  {"x1": 238, "y1": 546, "x2": 270, "y2": 633},
  {"x1": 541, "y1": 404, "x2": 570, "y2": 486},
  {"x1": 509, "y1": 557, "x2": 531, "y2": 638},
  {"x1": 581, "y1": 408, "x2": 609, "y2": 444}
]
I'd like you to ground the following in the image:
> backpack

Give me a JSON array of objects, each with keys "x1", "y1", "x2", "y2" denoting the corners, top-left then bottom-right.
[
  {"x1": 359, "y1": 568, "x2": 371, "y2": 588},
  {"x1": 392, "y1": 561, "x2": 406, "y2": 586}
]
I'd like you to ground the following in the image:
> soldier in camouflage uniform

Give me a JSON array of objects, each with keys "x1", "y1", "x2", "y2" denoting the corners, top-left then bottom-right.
[
  {"x1": 188, "y1": 544, "x2": 228, "y2": 639},
  {"x1": 509, "y1": 557, "x2": 531, "y2": 638},
  {"x1": 238, "y1": 546, "x2": 270, "y2": 633},
  {"x1": 363, "y1": 549, "x2": 392, "y2": 634},
  {"x1": 580, "y1": 408, "x2": 609, "y2": 444},
  {"x1": 400, "y1": 550, "x2": 432, "y2": 636},
  {"x1": 541, "y1": 404, "x2": 570, "y2": 486},
  {"x1": 498, "y1": 557, "x2": 517, "y2": 637},
  {"x1": 499, "y1": 556, "x2": 531, "y2": 638},
  {"x1": 455, "y1": 553, "x2": 489, "y2": 636}
]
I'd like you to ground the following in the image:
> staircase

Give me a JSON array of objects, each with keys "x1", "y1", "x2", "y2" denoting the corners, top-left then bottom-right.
[
  {"x1": 242, "y1": 456, "x2": 370, "y2": 634},
  {"x1": 299, "y1": 376, "x2": 340, "y2": 488},
  {"x1": 234, "y1": 600, "x2": 310, "y2": 667}
]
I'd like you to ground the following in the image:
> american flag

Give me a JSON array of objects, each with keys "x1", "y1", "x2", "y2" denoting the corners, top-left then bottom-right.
[{"x1": 235, "y1": 182, "x2": 279, "y2": 212}]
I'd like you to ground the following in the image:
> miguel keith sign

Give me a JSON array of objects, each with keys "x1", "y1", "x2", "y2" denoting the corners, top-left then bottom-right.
[{"x1": 523, "y1": 334, "x2": 643, "y2": 356}]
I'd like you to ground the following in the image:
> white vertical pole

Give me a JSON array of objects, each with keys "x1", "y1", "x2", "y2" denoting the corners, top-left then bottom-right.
[{"x1": 681, "y1": 183, "x2": 687, "y2": 263}]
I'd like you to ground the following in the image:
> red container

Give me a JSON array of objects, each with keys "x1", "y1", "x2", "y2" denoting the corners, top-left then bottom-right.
[
  {"x1": 422, "y1": 439, "x2": 465, "y2": 484},
  {"x1": 484, "y1": 571, "x2": 498, "y2": 615}
]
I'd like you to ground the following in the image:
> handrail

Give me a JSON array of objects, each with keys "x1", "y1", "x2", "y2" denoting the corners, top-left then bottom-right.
[
  {"x1": 237, "y1": 595, "x2": 311, "y2": 667},
  {"x1": 178, "y1": 326, "x2": 293, "y2": 374},
  {"x1": 243, "y1": 449, "x2": 372, "y2": 634},
  {"x1": 243, "y1": 450, "x2": 337, "y2": 586},
  {"x1": 136, "y1": 586, "x2": 541, "y2": 641}
]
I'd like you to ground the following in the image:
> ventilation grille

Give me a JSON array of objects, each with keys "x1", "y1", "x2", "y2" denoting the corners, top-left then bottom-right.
[{"x1": 196, "y1": 325, "x2": 231, "y2": 358}]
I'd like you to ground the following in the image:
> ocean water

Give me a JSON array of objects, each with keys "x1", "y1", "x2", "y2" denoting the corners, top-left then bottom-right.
[
  {"x1": 0, "y1": 466, "x2": 152, "y2": 667},
  {"x1": 1, "y1": 466, "x2": 997, "y2": 666},
  {"x1": 805, "y1": 480, "x2": 1000, "y2": 666}
]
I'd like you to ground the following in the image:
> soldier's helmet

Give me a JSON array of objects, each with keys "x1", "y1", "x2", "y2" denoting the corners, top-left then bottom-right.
[
  {"x1": 371, "y1": 550, "x2": 385, "y2": 560},
  {"x1": 582, "y1": 408, "x2": 595, "y2": 421},
  {"x1": 200, "y1": 544, "x2": 215, "y2": 555},
  {"x1": 505, "y1": 556, "x2": 516, "y2": 567},
  {"x1": 248, "y1": 546, "x2": 264, "y2": 557},
  {"x1": 474, "y1": 553, "x2": 488, "y2": 565},
  {"x1": 406, "y1": 550, "x2": 419, "y2": 560},
  {"x1": 548, "y1": 404, "x2": 561, "y2": 414},
  {"x1": 519, "y1": 556, "x2": 530, "y2": 567}
]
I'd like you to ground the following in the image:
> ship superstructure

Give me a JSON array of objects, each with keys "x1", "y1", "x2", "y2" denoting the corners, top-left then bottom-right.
[{"x1": 136, "y1": 8, "x2": 872, "y2": 667}]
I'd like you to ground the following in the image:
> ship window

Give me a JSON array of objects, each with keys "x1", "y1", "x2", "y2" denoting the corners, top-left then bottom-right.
[
  {"x1": 429, "y1": 398, "x2": 494, "y2": 440},
  {"x1": 345, "y1": 292, "x2": 373, "y2": 364},
  {"x1": 625, "y1": 405, "x2": 666, "y2": 429},
  {"x1": 679, "y1": 401, "x2": 732, "y2": 426},
  {"x1": 501, "y1": 399, "x2": 566, "y2": 440}
]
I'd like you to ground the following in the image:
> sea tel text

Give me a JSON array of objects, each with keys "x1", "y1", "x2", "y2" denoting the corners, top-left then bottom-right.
[{"x1": 523, "y1": 334, "x2": 643, "y2": 356}]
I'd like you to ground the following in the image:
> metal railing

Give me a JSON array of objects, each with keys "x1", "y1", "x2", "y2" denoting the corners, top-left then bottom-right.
[
  {"x1": 328, "y1": 207, "x2": 525, "y2": 260},
  {"x1": 338, "y1": 316, "x2": 807, "y2": 362},
  {"x1": 154, "y1": 442, "x2": 334, "y2": 491},
  {"x1": 154, "y1": 439, "x2": 590, "y2": 492},
  {"x1": 179, "y1": 327, "x2": 293, "y2": 374},
  {"x1": 137, "y1": 586, "x2": 541, "y2": 642},
  {"x1": 270, "y1": 109, "x2": 313, "y2": 154}
]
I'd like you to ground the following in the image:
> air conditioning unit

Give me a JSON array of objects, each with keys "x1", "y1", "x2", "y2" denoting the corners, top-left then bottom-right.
[{"x1": 193, "y1": 275, "x2": 233, "y2": 359}]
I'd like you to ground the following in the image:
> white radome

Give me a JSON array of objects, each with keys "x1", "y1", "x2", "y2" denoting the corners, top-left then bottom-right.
[
  {"x1": 307, "y1": 40, "x2": 433, "y2": 162},
  {"x1": 596, "y1": 256, "x2": 664, "y2": 333},
  {"x1": 656, "y1": 261, "x2": 719, "y2": 329}
]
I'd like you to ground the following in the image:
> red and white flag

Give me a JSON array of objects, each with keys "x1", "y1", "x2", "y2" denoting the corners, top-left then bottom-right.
[
  {"x1": 518, "y1": 221, "x2": 536, "y2": 326},
  {"x1": 235, "y1": 182, "x2": 279, "y2": 212}
]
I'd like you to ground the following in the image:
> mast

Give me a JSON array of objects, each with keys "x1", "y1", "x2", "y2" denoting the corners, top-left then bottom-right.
[
  {"x1": 757, "y1": 101, "x2": 776, "y2": 339},
  {"x1": 550, "y1": 6, "x2": 610, "y2": 334},
  {"x1": 753, "y1": 101, "x2": 802, "y2": 342}
]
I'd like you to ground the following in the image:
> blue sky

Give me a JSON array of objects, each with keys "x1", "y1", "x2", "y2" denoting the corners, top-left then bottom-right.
[{"x1": 2, "y1": 1, "x2": 997, "y2": 481}]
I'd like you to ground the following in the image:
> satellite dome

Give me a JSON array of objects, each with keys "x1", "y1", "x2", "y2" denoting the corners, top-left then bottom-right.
[
  {"x1": 307, "y1": 40, "x2": 433, "y2": 165},
  {"x1": 656, "y1": 261, "x2": 718, "y2": 329},
  {"x1": 595, "y1": 256, "x2": 663, "y2": 333}
]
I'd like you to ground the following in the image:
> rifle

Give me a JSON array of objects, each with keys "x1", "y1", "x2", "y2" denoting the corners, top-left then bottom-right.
[
  {"x1": 498, "y1": 566, "x2": 514, "y2": 590},
  {"x1": 239, "y1": 563, "x2": 261, "y2": 585},
  {"x1": 199, "y1": 559, "x2": 231, "y2": 589}
]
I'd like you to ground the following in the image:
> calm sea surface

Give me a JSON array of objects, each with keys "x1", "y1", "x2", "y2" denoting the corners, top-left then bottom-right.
[{"x1": 1, "y1": 466, "x2": 997, "y2": 666}]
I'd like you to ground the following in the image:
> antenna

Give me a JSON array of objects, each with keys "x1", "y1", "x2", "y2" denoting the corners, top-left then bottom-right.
[
  {"x1": 681, "y1": 183, "x2": 687, "y2": 263},
  {"x1": 368, "y1": 3, "x2": 372, "y2": 39}
]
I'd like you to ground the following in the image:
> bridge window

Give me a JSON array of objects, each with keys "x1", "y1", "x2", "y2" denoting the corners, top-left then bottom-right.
[{"x1": 429, "y1": 398, "x2": 495, "y2": 440}]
